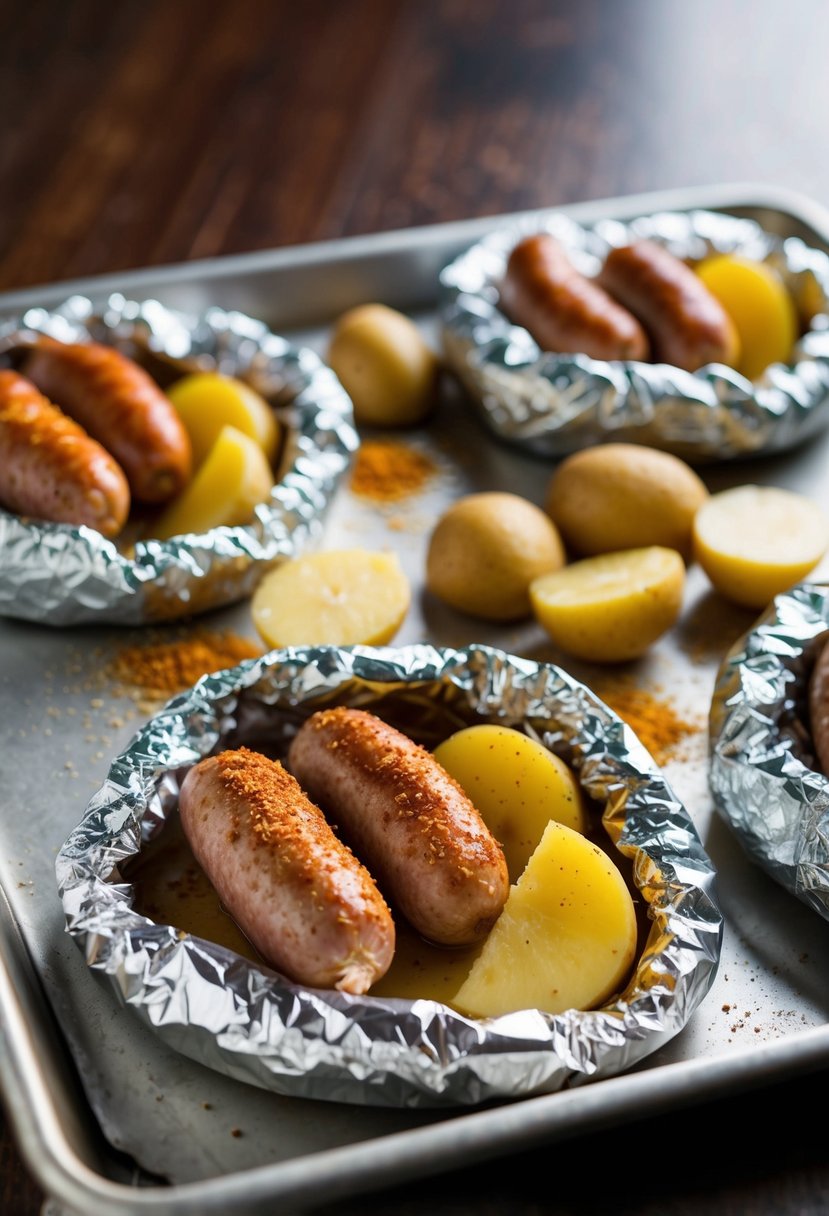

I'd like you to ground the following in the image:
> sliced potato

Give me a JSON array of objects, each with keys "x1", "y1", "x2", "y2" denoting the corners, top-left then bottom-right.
[
  {"x1": 692, "y1": 484, "x2": 829, "y2": 609},
  {"x1": 695, "y1": 255, "x2": 797, "y2": 380},
  {"x1": 544, "y1": 443, "x2": 709, "y2": 559},
  {"x1": 433, "y1": 724, "x2": 588, "y2": 882},
  {"x1": 426, "y1": 492, "x2": 566, "y2": 621},
  {"x1": 166, "y1": 372, "x2": 279, "y2": 466},
  {"x1": 328, "y1": 303, "x2": 439, "y2": 427},
  {"x1": 529, "y1": 546, "x2": 685, "y2": 663},
  {"x1": 451, "y1": 820, "x2": 638, "y2": 1018},
  {"x1": 150, "y1": 424, "x2": 275, "y2": 540},
  {"x1": 251, "y1": 548, "x2": 410, "y2": 647}
]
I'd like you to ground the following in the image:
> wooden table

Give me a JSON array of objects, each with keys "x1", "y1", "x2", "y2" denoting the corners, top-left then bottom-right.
[{"x1": 2, "y1": 1, "x2": 829, "y2": 1211}]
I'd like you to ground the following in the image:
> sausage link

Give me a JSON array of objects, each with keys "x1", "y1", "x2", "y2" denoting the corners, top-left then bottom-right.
[
  {"x1": 499, "y1": 232, "x2": 650, "y2": 361},
  {"x1": 288, "y1": 707, "x2": 509, "y2": 947},
  {"x1": 597, "y1": 240, "x2": 740, "y2": 372},
  {"x1": 178, "y1": 747, "x2": 395, "y2": 994},
  {"x1": 0, "y1": 369, "x2": 130, "y2": 537},
  {"x1": 809, "y1": 635, "x2": 829, "y2": 776},
  {"x1": 22, "y1": 337, "x2": 192, "y2": 503}
]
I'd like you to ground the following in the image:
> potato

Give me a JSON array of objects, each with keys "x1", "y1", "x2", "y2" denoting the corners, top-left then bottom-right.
[
  {"x1": 166, "y1": 371, "x2": 279, "y2": 467},
  {"x1": 327, "y1": 303, "x2": 439, "y2": 427},
  {"x1": 450, "y1": 820, "x2": 638, "y2": 1018},
  {"x1": 433, "y1": 724, "x2": 588, "y2": 882},
  {"x1": 695, "y1": 254, "x2": 797, "y2": 380},
  {"x1": 544, "y1": 443, "x2": 708, "y2": 559},
  {"x1": 692, "y1": 484, "x2": 829, "y2": 609},
  {"x1": 426, "y1": 492, "x2": 566, "y2": 621},
  {"x1": 251, "y1": 548, "x2": 410, "y2": 647},
  {"x1": 529, "y1": 546, "x2": 685, "y2": 663},
  {"x1": 150, "y1": 424, "x2": 274, "y2": 540}
]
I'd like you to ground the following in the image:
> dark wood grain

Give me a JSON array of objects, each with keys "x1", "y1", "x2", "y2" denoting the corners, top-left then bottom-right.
[{"x1": 2, "y1": 0, "x2": 829, "y2": 1212}]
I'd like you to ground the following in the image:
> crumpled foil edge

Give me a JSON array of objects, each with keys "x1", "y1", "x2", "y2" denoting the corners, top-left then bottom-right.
[
  {"x1": 438, "y1": 207, "x2": 829, "y2": 461},
  {"x1": 709, "y1": 582, "x2": 829, "y2": 920},
  {"x1": 56, "y1": 643, "x2": 723, "y2": 1109},
  {"x1": 0, "y1": 294, "x2": 357, "y2": 626}
]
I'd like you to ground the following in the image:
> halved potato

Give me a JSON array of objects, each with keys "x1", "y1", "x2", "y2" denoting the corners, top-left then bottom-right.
[
  {"x1": 167, "y1": 372, "x2": 279, "y2": 466},
  {"x1": 433, "y1": 724, "x2": 588, "y2": 882},
  {"x1": 450, "y1": 820, "x2": 638, "y2": 1019}
]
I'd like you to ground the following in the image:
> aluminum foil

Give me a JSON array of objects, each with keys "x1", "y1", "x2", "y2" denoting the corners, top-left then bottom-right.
[
  {"x1": 55, "y1": 644, "x2": 723, "y2": 1110},
  {"x1": 709, "y1": 582, "x2": 829, "y2": 920},
  {"x1": 439, "y1": 208, "x2": 829, "y2": 461},
  {"x1": 0, "y1": 294, "x2": 357, "y2": 626}
]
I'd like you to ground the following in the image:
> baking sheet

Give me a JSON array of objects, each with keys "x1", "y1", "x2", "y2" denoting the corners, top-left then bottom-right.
[{"x1": 2, "y1": 182, "x2": 829, "y2": 1215}]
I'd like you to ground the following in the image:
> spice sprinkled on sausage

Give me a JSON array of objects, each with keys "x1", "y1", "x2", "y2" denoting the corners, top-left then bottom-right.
[
  {"x1": 288, "y1": 707, "x2": 510, "y2": 946},
  {"x1": 178, "y1": 747, "x2": 395, "y2": 994}
]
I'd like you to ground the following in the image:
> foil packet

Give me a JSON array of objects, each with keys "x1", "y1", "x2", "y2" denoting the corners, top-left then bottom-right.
[
  {"x1": 439, "y1": 208, "x2": 829, "y2": 461},
  {"x1": 709, "y1": 582, "x2": 829, "y2": 921},
  {"x1": 0, "y1": 294, "x2": 357, "y2": 626},
  {"x1": 56, "y1": 644, "x2": 723, "y2": 1109}
]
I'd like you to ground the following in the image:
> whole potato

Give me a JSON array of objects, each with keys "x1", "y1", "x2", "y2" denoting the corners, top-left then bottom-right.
[
  {"x1": 544, "y1": 443, "x2": 708, "y2": 559},
  {"x1": 328, "y1": 303, "x2": 439, "y2": 427},
  {"x1": 426, "y1": 491, "x2": 565, "y2": 621}
]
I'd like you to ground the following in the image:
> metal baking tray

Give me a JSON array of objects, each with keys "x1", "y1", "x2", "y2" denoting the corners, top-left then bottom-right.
[{"x1": 3, "y1": 182, "x2": 829, "y2": 1215}]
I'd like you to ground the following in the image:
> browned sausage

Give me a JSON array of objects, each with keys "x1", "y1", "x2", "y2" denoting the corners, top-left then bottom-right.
[
  {"x1": 178, "y1": 747, "x2": 395, "y2": 994},
  {"x1": 809, "y1": 634, "x2": 829, "y2": 776},
  {"x1": 597, "y1": 240, "x2": 740, "y2": 372},
  {"x1": 288, "y1": 707, "x2": 509, "y2": 946},
  {"x1": 21, "y1": 337, "x2": 192, "y2": 503},
  {"x1": 0, "y1": 369, "x2": 130, "y2": 537},
  {"x1": 498, "y1": 232, "x2": 650, "y2": 361}
]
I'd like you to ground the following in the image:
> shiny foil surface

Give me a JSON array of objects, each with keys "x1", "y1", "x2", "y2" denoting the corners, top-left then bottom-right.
[
  {"x1": 709, "y1": 582, "x2": 829, "y2": 921},
  {"x1": 439, "y1": 208, "x2": 829, "y2": 460},
  {"x1": 56, "y1": 644, "x2": 723, "y2": 1109},
  {"x1": 0, "y1": 295, "x2": 357, "y2": 626}
]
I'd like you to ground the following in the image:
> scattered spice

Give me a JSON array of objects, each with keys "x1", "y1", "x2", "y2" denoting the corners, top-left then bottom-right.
[
  {"x1": 350, "y1": 440, "x2": 437, "y2": 502},
  {"x1": 592, "y1": 678, "x2": 702, "y2": 765},
  {"x1": 108, "y1": 630, "x2": 264, "y2": 701}
]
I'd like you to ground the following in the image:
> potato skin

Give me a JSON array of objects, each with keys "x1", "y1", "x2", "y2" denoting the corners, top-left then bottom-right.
[
  {"x1": 544, "y1": 443, "x2": 708, "y2": 560},
  {"x1": 426, "y1": 491, "x2": 566, "y2": 621}
]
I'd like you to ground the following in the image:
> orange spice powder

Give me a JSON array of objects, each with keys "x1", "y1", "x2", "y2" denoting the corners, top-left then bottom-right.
[
  {"x1": 349, "y1": 440, "x2": 437, "y2": 503},
  {"x1": 108, "y1": 630, "x2": 264, "y2": 701},
  {"x1": 592, "y1": 680, "x2": 703, "y2": 765}
]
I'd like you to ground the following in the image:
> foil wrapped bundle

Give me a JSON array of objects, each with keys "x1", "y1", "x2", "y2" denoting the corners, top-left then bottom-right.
[
  {"x1": 56, "y1": 644, "x2": 723, "y2": 1109},
  {"x1": 0, "y1": 294, "x2": 357, "y2": 626},
  {"x1": 709, "y1": 582, "x2": 829, "y2": 920},
  {"x1": 439, "y1": 208, "x2": 829, "y2": 460}
]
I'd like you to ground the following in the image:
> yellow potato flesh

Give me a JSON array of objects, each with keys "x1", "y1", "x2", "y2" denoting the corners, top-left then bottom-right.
[
  {"x1": 166, "y1": 372, "x2": 279, "y2": 467},
  {"x1": 251, "y1": 548, "x2": 410, "y2": 647},
  {"x1": 529, "y1": 546, "x2": 685, "y2": 663},
  {"x1": 328, "y1": 303, "x2": 439, "y2": 427},
  {"x1": 695, "y1": 254, "x2": 797, "y2": 379},
  {"x1": 150, "y1": 424, "x2": 275, "y2": 540},
  {"x1": 433, "y1": 724, "x2": 588, "y2": 882},
  {"x1": 692, "y1": 484, "x2": 829, "y2": 609},
  {"x1": 451, "y1": 820, "x2": 637, "y2": 1018}
]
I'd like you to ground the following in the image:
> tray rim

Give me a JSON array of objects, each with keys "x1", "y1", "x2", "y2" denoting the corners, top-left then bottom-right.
[{"x1": 4, "y1": 178, "x2": 829, "y2": 1215}]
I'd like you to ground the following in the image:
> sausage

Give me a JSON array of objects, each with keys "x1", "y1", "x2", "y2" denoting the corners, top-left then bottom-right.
[
  {"x1": 0, "y1": 369, "x2": 130, "y2": 537},
  {"x1": 498, "y1": 232, "x2": 650, "y2": 362},
  {"x1": 597, "y1": 239, "x2": 740, "y2": 372},
  {"x1": 178, "y1": 747, "x2": 395, "y2": 994},
  {"x1": 21, "y1": 337, "x2": 192, "y2": 503},
  {"x1": 288, "y1": 707, "x2": 509, "y2": 946},
  {"x1": 809, "y1": 635, "x2": 829, "y2": 776}
]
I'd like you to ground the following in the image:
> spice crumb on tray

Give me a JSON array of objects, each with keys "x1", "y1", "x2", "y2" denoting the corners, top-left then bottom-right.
[
  {"x1": 106, "y1": 629, "x2": 264, "y2": 704},
  {"x1": 590, "y1": 677, "x2": 704, "y2": 765},
  {"x1": 349, "y1": 439, "x2": 438, "y2": 503}
]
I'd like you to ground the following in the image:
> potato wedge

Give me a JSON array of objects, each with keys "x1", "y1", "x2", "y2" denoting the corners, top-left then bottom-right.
[{"x1": 167, "y1": 372, "x2": 279, "y2": 466}]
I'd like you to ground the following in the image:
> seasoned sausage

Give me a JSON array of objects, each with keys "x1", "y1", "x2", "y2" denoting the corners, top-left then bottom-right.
[
  {"x1": 0, "y1": 369, "x2": 130, "y2": 537},
  {"x1": 178, "y1": 747, "x2": 395, "y2": 994},
  {"x1": 809, "y1": 635, "x2": 829, "y2": 776},
  {"x1": 597, "y1": 239, "x2": 740, "y2": 372},
  {"x1": 21, "y1": 337, "x2": 192, "y2": 503},
  {"x1": 288, "y1": 707, "x2": 509, "y2": 946},
  {"x1": 499, "y1": 232, "x2": 650, "y2": 361}
]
